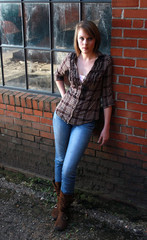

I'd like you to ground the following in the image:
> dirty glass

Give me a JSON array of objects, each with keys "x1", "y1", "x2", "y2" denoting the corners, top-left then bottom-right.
[
  {"x1": 24, "y1": 3, "x2": 50, "y2": 48},
  {"x1": 27, "y1": 49, "x2": 51, "y2": 91},
  {"x1": 52, "y1": 3, "x2": 79, "y2": 49},
  {"x1": 3, "y1": 48, "x2": 25, "y2": 88},
  {"x1": 0, "y1": 58, "x2": 2, "y2": 85},
  {"x1": 0, "y1": 3, "x2": 23, "y2": 46},
  {"x1": 53, "y1": 51, "x2": 69, "y2": 93},
  {"x1": 83, "y1": 3, "x2": 111, "y2": 54}
]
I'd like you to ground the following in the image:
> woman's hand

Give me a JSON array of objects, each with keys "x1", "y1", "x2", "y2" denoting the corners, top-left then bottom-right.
[{"x1": 98, "y1": 126, "x2": 110, "y2": 146}]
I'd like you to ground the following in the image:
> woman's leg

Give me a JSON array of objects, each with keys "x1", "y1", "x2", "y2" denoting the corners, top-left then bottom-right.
[
  {"x1": 61, "y1": 121, "x2": 95, "y2": 194},
  {"x1": 53, "y1": 112, "x2": 72, "y2": 183}
]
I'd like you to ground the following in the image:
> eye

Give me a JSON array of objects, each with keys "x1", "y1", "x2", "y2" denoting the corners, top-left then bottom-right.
[
  {"x1": 79, "y1": 37, "x2": 84, "y2": 41},
  {"x1": 88, "y1": 37, "x2": 93, "y2": 41}
]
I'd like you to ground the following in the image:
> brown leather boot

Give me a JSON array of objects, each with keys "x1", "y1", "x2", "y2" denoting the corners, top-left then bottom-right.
[
  {"x1": 54, "y1": 191, "x2": 74, "y2": 231},
  {"x1": 51, "y1": 180, "x2": 61, "y2": 220}
]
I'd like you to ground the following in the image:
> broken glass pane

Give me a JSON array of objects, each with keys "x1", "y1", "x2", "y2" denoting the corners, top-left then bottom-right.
[
  {"x1": 0, "y1": 3, "x2": 23, "y2": 46},
  {"x1": 83, "y1": 3, "x2": 112, "y2": 54},
  {"x1": 27, "y1": 49, "x2": 51, "y2": 92},
  {"x1": 24, "y1": 3, "x2": 50, "y2": 48},
  {"x1": 52, "y1": 3, "x2": 79, "y2": 49},
  {"x1": 3, "y1": 48, "x2": 25, "y2": 88}
]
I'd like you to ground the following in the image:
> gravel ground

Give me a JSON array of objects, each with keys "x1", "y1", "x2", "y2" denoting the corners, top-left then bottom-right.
[{"x1": 0, "y1": 168, "x2": 147, "y2": 240}]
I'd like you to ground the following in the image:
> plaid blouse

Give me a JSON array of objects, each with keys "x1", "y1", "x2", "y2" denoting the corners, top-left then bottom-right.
[{"x1": 55, "y1": 52, "x2": 114, "y2": 125}]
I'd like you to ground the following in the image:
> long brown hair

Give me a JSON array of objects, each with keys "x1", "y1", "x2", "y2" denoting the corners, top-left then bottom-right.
[{"x1": 74, "y1": 20, "x2": 101, "y2": 56}]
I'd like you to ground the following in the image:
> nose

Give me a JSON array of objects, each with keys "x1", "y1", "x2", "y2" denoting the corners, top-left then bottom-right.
[{"x1": 83, "y1": 39, "x2": 88, "y2": 45}]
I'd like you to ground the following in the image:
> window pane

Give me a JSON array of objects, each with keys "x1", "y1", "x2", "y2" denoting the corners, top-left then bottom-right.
[
  {"x1": 53, "y1": 3, "x2": 79, "y2": 49},
  {"x1": 27, "y1": 49, "x2": 51, "y2": 92},
  {"x1": 0, "y1": 57, "x2": 2, "y2": 85},
  {"x1": 83, "y1": 3, "x2": 112, "y2": 54},
  {"x1": 53, "y1": 51, "x2": 69, "y2": 93},
  {"x1": 0, "y1": 3, "x2": 23, "y2": 46},
  {"x1": 3, "y1": 48, "x2": 26, "y2": 88},
  {"x1": 24, "y1": 4, "x2": 50, "y2": 48}
]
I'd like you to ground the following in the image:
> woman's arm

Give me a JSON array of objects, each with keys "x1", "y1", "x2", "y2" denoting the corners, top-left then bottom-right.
[
  {"x1": 98, "y1": 106, "x2": 112, "y2": 146},
  {"x1": 56, "y1": 80, "x2": 66, "y2": 98}
]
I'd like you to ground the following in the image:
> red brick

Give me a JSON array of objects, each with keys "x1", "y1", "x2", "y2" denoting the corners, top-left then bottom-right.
[
  {"x1": 124, "y1": 49, "x2": 147, "y2": 58},
  {"x1": 25, "y1": 108, "x2": 33, "y2": 115},
  {"x1": 140, "y1": 0, "x2": 147, "y2": 8},
  {"x1": 22, "y1": 114, "x2": 40, "y2": 123},
  {"x1": 125, "y1": 29, "x2": 147, "y2": 39},
  {"x1": 112, "y1": 19, "x2": 132, "y2": 28},
  {"x1": 6, "y1": 110, "x2": 21, "y2": 119},
  {"x1": 119, "y1": 76, "x2": 131, "y2": 84},
  {"x1": 124, "y1": 9, "x2": 147, "y2": 19},
  {"x1": 111, "y1": 29, "x2": 122, "y2": 38},
  {"x1": 113, "y1": 66, "x2": 123, "y2": 75},
  {"x1": 7, "y1": 105, "x2": 15, "y2": 111},
  {"x1": 142, "y1": 113, "x2": 147, "y2": 121},
  {"x1": 108, "y1": 139, "x2": 141, "y2": 152},
  {"x1": 126, "y1": 151, "x2": 146, "y2": 162},
  {"x1": 112, "y1": 0, "x2": 139, "y2": 7},
  {"x1": 0, "y1": 109, "x2": 5, "y2": 115},
  {"x1": 14, "y1": 119, "x2": 32, "y2": 127},
  {"x1": 143, "y1": 162, "x2": 147, "y2": 169},
  {"x1": 110, "y1": 132, "x2": 127, "y2": 141},
  {"x1": 15, "y1": 92, "x2": 26, "y2": 106},
  {"x1": 0, "y1": 115, "x2": 14, "y2": 124},
  {"x1": 5, "y1": 123, "x2": 21, "y2": 132},
  {"x1": 113, "y1": 58, "x2": 135, "y2": 67},
  {"x1": 3, "y1": 92, "x2": 10, "y2": 104},
  {"x1": 112, "y1": 9, "x2": 122, "y2": 18},
  {"x1": 44, "y1": 112, "x2": 53, "y2": 118},
  {"x1": 111, "y1": 39, "x2": 137, "y2": 48},
  {"x1": 127, "y1": 102, "x2": 146, "y2": 113},
  {"x1": 132, "y1": 78, "x2": 145, "y2": 87},
  {"x1": 16, "y1": 106, "x2": 24, "y2": 113},
  {"x1": 142, "y1": 146, "x2": 147, "y2": 155},
  {"x1": 32, "y1": 122, "x2": 51, "y2": 132},
  {"x1": 115, "y1": 101, "x2": 125, "y2": 108},
  {"x1": 121, "y1": 126, "x2": 132, "y2": 135},
  {"x1": 131, "y1": 86, "x2": 147, "y2": 96},
  {"x1": 111, "y1": 48, "x2": 122, "y2": 57},
  {"x1": 40, "y1": 118, "x2": 52, "y2": 126},
  {"x1": 133, "y1": 20, "x2": 144, "y2": 28},
  {"x1": 34, "y1": 110, "x2": 43, "y2": 117},
  {"x1": 113, "y1": 84, "x2": 130, "y2": 94},
  {"x1": 128, "y1": 136, "x2": 147, "y2": 146},
  {"x1": 117, "y1": 109, "x2": 141, "y2": 120},
  {"x1": 1, "y1": 128, "x2": 16, "y2": 137},
  {"x1": 125, "y1": 68, "x2": 147, "y2": 78},
  {"x1": 134, "y1": 128, "x2": 145, "y2": 137},
  {"x1": 0, "y1": 103, "x2": 7, "y2": 109},
  {"x1": 22, "y1": 127, "x2": 39, "y2": 136},
  {"x1": 136, "y1": 59, "x2": 147, "y2": 68},
  {"x1": 9, "y1": 94, "x2": 15, "y2": 106},
  {"x1": 18, "y1": 132, "x2": 34, "y2": 141},
  {"x1": 139, "y1": 40, "x2": 147, "y2": 48},
  {"x1": 40, "y1": 131, "x2": 54, "y2": 139},
  {"x1": 143, "y1": 96, "x2": 147, "y2": 104},
  {"x1": 51, "y1": 99, "x2": 60, "y2": 112},
  {"x1": 128, "y1": 119, "x2": 147, "y2": 129},
  {"x1": 111, "y1": 116, "x2": 127, "y2": 125}
]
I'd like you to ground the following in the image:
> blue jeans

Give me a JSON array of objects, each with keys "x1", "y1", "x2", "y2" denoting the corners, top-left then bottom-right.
[{"x1": 53, "y1": 112, "x2": 95, "y2": 194}]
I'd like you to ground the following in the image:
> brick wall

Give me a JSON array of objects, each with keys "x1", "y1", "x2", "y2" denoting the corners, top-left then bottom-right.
[{"x1": 0, "y1": 0, "x2": 147, "y2": 209}]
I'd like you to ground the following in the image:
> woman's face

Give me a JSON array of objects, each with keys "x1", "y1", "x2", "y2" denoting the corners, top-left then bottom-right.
[{"x1": 77, "y1": 28, "x2": 96, "y2": 55}]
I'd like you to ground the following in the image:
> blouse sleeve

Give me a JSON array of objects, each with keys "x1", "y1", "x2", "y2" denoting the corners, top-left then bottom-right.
[
  {"x1": 101, "y1": 55, "x2": 114, "y2": 108},
  {"x1": 55, "y1": 53, "x2": 70, "y2": 82}
]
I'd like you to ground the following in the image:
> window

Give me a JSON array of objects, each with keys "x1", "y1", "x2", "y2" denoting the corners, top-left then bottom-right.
[{"x1": 0, "y1": 0, "x2": 112, "y2": 94}]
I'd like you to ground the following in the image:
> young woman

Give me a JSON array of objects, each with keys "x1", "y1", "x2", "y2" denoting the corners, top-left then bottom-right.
[{"x1": 52, "y1": 20, "x2": 114, "y2": 231}]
